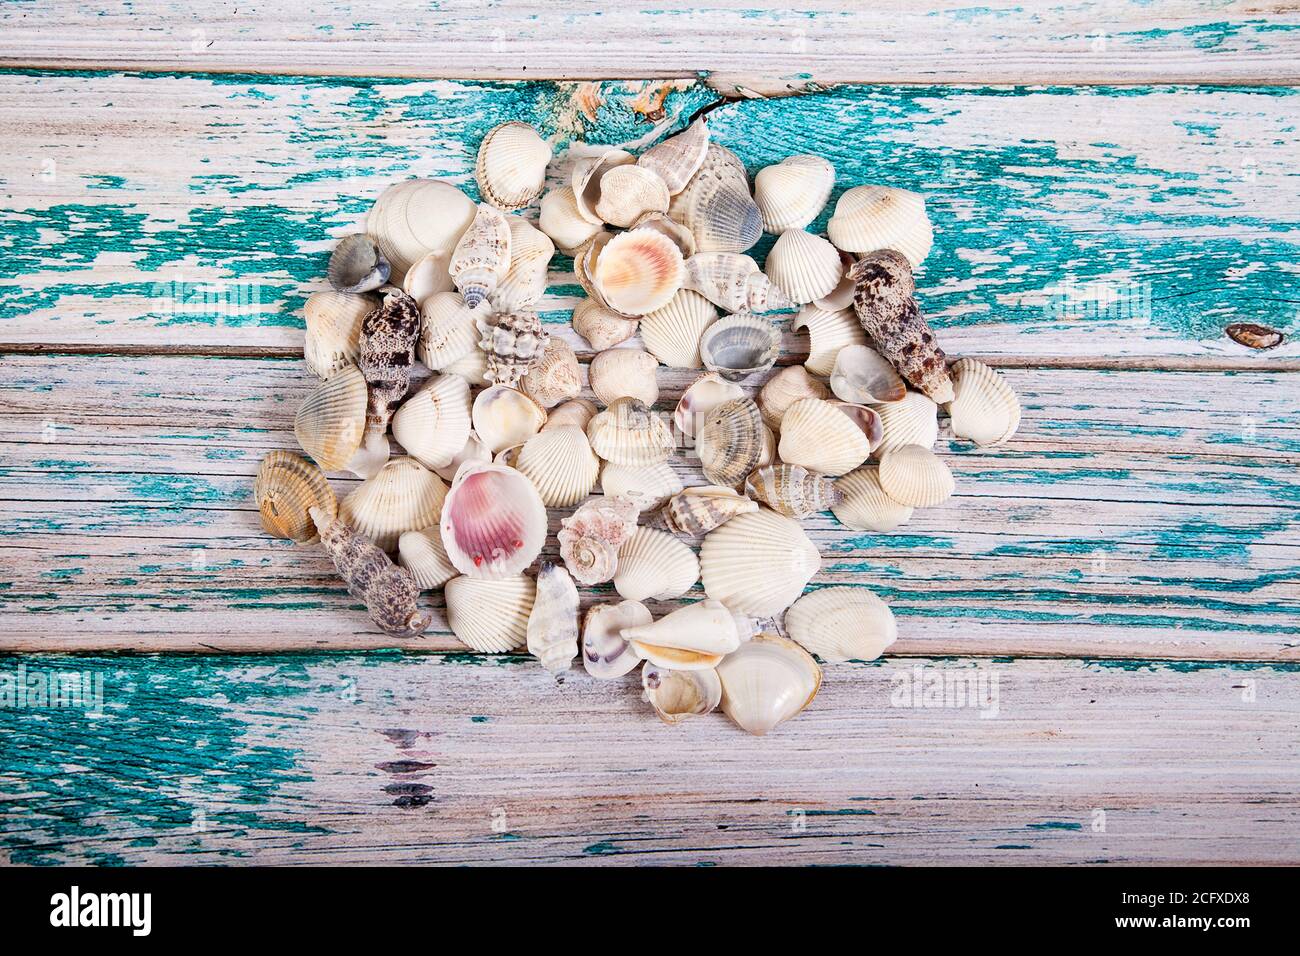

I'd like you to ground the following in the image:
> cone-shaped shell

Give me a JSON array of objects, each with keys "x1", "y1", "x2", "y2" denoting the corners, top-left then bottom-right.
[
  {"x1": 717, "y1": 633, "x2": 821, "y2": 736},
  {"x1": 594, "y1": 164, "x2": 671, "y2": 228},
  {"x1": 642, "y1": 663, "x2": 721, "y2": 725},
  {"x1": 514, "y1": 425, "x2": 600, "y2": 508},
  {"x1": 948, "y1": 358, "x2": 1021, "y2": 447},
  {"x1": 874, "y1": 391, "x2": 939, "y2": 453},
  {"x1": 472, "y1": 385, "x2": 547, "y2": 455},
  {"x1": 365, "y1": 178, "x2": 477, "y2": 283},
  {"x1": 254, "y1": 451, "x2": 337, "y2": 543},
  {"x1": 440, "y1": 461, "x2": 548, "y2": 578},
  {"x1": 539, "y1": 185, "x2": 604, "y2": 255},
  {"x1": 615, "y1": 526, "x2": 700, "y2": 602},
  {"x1": 476, "y1": 121, "x2": 551, "y2": 211},
  {"x1": 698, "y1": 397, "x2": 765, "y2": 488},
  {"x1": 339, "y1": 457, "x2": 448, "y2": 553},
  {"x1": 656, "y1": 485, "x2": 757, "y2": 536},
  {"x1": 445, "y1": 574, "x2": 535, "y2": 652},
  {"x1": 623, "y1": 599, "x2": 741, "y2": 670},
  {"x1": 673, "y1": 372, "x2": 745, "y2": 438},
  {"x1": 637, "y1": 118, "x2": 710, "y2": 195},
  {"x1": 450, "y1": 202, "x2": 512, "y2": 309},
  {"x1": 397, "y1": 527, "x2": 458, "y2": 590},
  {"x1": 699, "y1": 311, "x2": 780, "y2": 382},
  {"x1": 391, "y1": 373, "x2": 472, "y2": 470},
  {"x1": 778, "y1": 398, "x2": 880, "y2": 476},
  {"x1": 758, "y1": 365, "x2": 829, "y2": 431},
  {"x1": 700, "y1": 509, "x2": 820, "y2": 616},
  {"x1": 593, "y1": 228, "x2": 685, "y2": 317},
  {"x1": 572, "y1": 297, "x2": 639, "y2": 351},
  {"x1": 494, "y1": 216, "x2": 555, "y2": 312},
  {"x1": 745, "y1": 464, "x2": 843, "y2": 519},
  {"x1": 294, "y1": 363, "x2": 368, "y2": 472},
  {"x1": 313, "y1": 507, "x2": 431, "y2": 638},
  {"x1": 589, "y1": 347, "x2": 659, "y2": 406},
  {"x1": 669, "y1": 143, "x2": 762, "y2": 253},
  {"x1": 418, "y1": 291, "x2": 480, "y2": 370},
  {"x1": 520, "y1": 338, "x2": 582, "y2": 409},
  {"x1": 639, "y1": 289, "x2": 718, "y2": 369},
  {"x1": 527, "y1": 562, "x2": 580, "y2": 676},
  {"x1": 558, "y1": 495, "x2": 638, "y2": 586},
  {"x1": 791, "y1": 305, "x2": 867, "y2": 377},
  {"x1": 304, "y1": 291, "x2": 374, "y2": 379},
  {"x1": 828, "y1": 185, "x2": 934, "y2": 265},
  {"x1": 832, "y1": 465, "x2": 914, "y2": 532},
  {"x1": 878, "y1": 444, "x2": 954, "y2": 507},
  {"x1": 764, "y1": 230, "x2": 842, "y2": 305},
  {"x1": 599, "y1": 461, "x2": 682, "y2": 512},
  {"x1": 684, "y1": 252, "x2": 793, "y2": 314},
  {"x1": 786, "y1": 586, "x2": 897, "y2": 663},
  {"x1": 583, "y1": 600, "x2": 651, "y2": 679},
  {"x1": 328, "y1": 233, "x2": 390, "y2": 294},
  {"x1": 754, "y1": 154, "x2": 835, "y2": 233},
  {"x1": 586, "y1": 398, "x2": 675, "y2": 466}
]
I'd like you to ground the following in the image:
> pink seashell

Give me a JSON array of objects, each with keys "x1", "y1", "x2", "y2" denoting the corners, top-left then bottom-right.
[
  {"x1": 557, "y1": 495, "x2": 638, "y2": 585},
  {"x1": 440, "y1": 461, "x2": 547, "y2": 578}
]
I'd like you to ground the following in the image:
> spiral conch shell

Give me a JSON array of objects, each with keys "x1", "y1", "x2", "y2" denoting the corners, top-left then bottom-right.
[
  {"x1": 476, "y1": 121, "x2": 552, "y2": 211},
  {"x1": 339, "y1": 456, "x2": 448, "y2": 554},
  {"x1": 851, "y1": 250, "x2": 952, "y2": 403},
  {"x1": 558, "y1": 495, "x2": 638, "y2": 585},
  {"x1": 654, "y1": 485, "x2": 757, "y2": 536},
  {"x1": 440, "y1": 461, "x2": 548, "y2": 578},
  {"x1": 520, "y1": 337, "x2": 581, "y2": 409},
  {"x1": 539, "y1": 185, "x2": 604, "y2": 255},
  {"x1": 947, "y1": 358, "x2": 1021, "y2": 447},
  {"x1": 700, "y1": 509, "x2": 820, "y2": 616},
  {"x1": 583, "y1": 600, "x2": 651, "y2": 679},
  {"x1": 833, "y1": 465, "x2": 913, "y2": 532},
  {"x1": 476, "y1": 309, "x2": 549, "y2": 388},
  {"x1": 717, "y1": 633, "x2": 821, "y2": 736},
  {"x1": 572, "y1": 298, "x2": 639, "y2": 351},
  {"x1": 642, "y1": 663, "x2": 721, "y2": 725},
  {"x1": 254, "y1": 451, "x2": 337, "y2": 544},
  {"x1": 637, "y1": 118, "x2": 710, "y2": 195},
  {"x1": 684, "y1": 252, "x2": 794, "y2": 314},
  {"x1": 586, "y1": 398, "x2": 675, "y2": 466},
  {"x1": 745, "y1": 464, "x2": 843, "y2": 519},
  {"x1": 785, "y1": 586, "x2": 897, "y2": 663},
  {"x1": 311, "y1": 506, "x2": 431, "y2": 638},
  {"x1": 754, "y1": 154, "x2": 835, "y2": 234},
  {"x1": 445, "y1": 573, "x2": 535, "y2": 652},
  {"x1": 304, "y1": 290, "x2": 374, "y2": 379},
  {"x1": 589, "y1": 347, "x2": 658, "y2": 407},
  {"x1": 450, "y1": 202, "x2": 512, "y2": 310},
  {"x1": 623, "y1": 599, "x2": 742, "y2": 670},
  {"x1": 827, "y1": 185, "x2": 933, "y2": 266},
  {"x1": 593, "y1": 228, "x2": 685, "y2": 317},
  {"x1": 527, "y1": 562, "x2": 580, "y2": 677}
]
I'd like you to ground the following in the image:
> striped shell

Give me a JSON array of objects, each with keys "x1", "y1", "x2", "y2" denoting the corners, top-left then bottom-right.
[
  {"x1": 832, "y1": 466, "x2": 914, "y2": 532},
  {"x1": 764, "y1": 230, "x2": 842, "y2": 305},
  {"x1": 520, "y1": 337, "x2": 582, "y2": 409},
  {"x1": 877, "y1": 444, "x2": 955, "y2": 507},
  {"x1": 293, "y1": 363, "x2": 368, "y2": 472},
  {"x1": 654, "y1": 484, "x2": 759, "y2": 536},
  {"x1": 339, "y1": 457, "x2": 448, "y2": 554},
  {"x1": 784, "y1": 586, "x2": 898, "y2": 663},
  {"x1": 514, "y1": 425, "x2": 601, "y2": 508},
  {"x1": 700, "y1": 509, "x2": 821, "y2": 616},
  {"x1": 698, "y1": 397, "x2": 765, "y2": 488},
  {"x1": 450, "y1": 202, "x2": 512, "y2": 310},
  {"x1": 254, "y1": 451, "x2": 337, "y2": 544},
  {"x1": 594, "y1": 164, "x2": 671, "y2": 228},
  {"x1": 615, "y1": 527, "x2": 701, "y2": 602},
  {"x1": 445, "y1": 574, "x2": 536, "y2": 652},
  {"x1": 744, "y1": 464, "x2": 843, "y2": 519}
]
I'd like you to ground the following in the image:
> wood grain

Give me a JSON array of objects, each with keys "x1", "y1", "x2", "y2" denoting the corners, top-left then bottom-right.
[
  {"x1": 3, "y1": 654, "x2": 1296, "y2": 865},
  {"x1": 1, "y1": 1, "x2": 1298, "y2": 90}
]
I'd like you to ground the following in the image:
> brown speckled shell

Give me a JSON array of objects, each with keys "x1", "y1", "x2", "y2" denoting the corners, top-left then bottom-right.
[{"x1": 359, "y1": 289, "x2": 422, "y2": 438}]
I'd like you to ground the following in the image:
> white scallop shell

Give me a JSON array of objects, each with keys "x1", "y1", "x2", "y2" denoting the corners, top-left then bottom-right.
[
  {"x1": 418, "y1": 291, "x2": 480, "y2": 370},
  {"x1": 785, "y1": 587, "x2": 897, "y2": 663},
  {"x1": 442, "y1": 347, "x2": 491, "y2": 385},
  {"x1": 829, "y1": 344, "x2": 907, "y2": 405},
  {"x1": 543, "y1": 398, "x2": 599, "y2": 433},
  {"x1": 873, "y1": 391, "x2": 940, "y2": 453},
  {"x1": 514, "y1": 425, "x2": 600, "y2": 508},
  {"x1": 673, "y1": 371, "x2": 745, "y2": 438},
  {"x1": 439, "y1": 461, "x2": 548, "y2": 578},
  {"x1": 303, "y1": 291, "x2": 373, "y2": 379},
  {"x1": 396, "y1": 527, "x2": 458, "y2": 589},
  {"x1": 599, "y1": 460, "x2": 683, "y2": 512},
  {"x1": 390, "y1": 373, "x2": 472, "y2": 471},
  {"x1": 877, "y1": 444, "x2": 954, "y2": 507},
  {"x1": 589, "y1": 347, "x2": 659, "y2": 406},
  {"x1": 638, "y1": 289, "x2": 718, "y2": 369},
  {"x1": 717, "y1": 633, "x2": 821, "y2": 736},
  {"x1": 471, "y1": 385, "x2": 547, "y2": 455},
  {"x1": 700, "y1": 509, "x2": 821, "y2": 617},
  {"x1": 593, "y1": 228, "x2": 685, "y2": 317},
  {"x1": 571, "y1": 297, "x2": 639, "y2": 351},
  {"x1": 642, "y1": 663, "x2": 721, "y2": 724},
  {"x1": 827, "y1": 185, "x2": 933, "y2": 266},
  {"x1": 948, "y1": 358, "x2": 1021, "y2": 447},
  {"x1": 582, "y1": 600, "x2": 651, "y2": 679},
  {"x1": 763, "y1": 229, "x2": 842, "y2": 305},
  {"x1": 614, "y1": 526, "x2": 700, "y2": 602},
  {"x1": 294, "y1": 362, "x2": 367, "y2": 472},
  {"x1": 538, "y1": 185, "x2": 604, "y2": 255},
  {"x1": 366, "y1": 178, "x2": 477, "y2": 283},
  {"x1": 493, "y1": 216, "x2": 555, "y2": 312},
  {"x1": 476, "y1": 121, "x2": 552, "y2": 211},
  {"x1": 623, "y1": 599, "x2": 741, "y2": 669},
  {"x1": 753, "y1": 154, "x2": 835, "y2": 234},
  {"x1": 445, "y1": 574, "x2": 536, "y2": 652},
  {"x1": 338, "y1": 457, "x2": 449, "y2": 553},
  {"x1": 832, "y1": 466, "x2": 914, "y2": 532},
  {"x1": 594, "y1": 164, "x2": 671, "y2": 228},
  {"x1": 777, "y1": 398, "x2": 878, "y2": 476},
  {"x1": 757, "y1": 364, "x2": 829, "y2": 431},
  {"x1": 791, "y1": 304, "x2": 867, "y2": 377}
]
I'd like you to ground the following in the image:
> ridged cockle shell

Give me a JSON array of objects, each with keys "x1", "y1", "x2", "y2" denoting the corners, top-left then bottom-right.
[{"x1": 439, "y1": 461, "x2": 547, "y2": 578}]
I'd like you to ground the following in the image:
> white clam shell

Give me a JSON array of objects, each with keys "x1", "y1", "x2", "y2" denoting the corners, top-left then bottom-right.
[
  {"x1": 527, "y1": 562, "x2": 580, "y2": 676},
  {"x1": 874, "y1": 390, "x2": 940, "y2": 453},
  {"x1": 717, "y1": 633, "x2": 821, "y2": 736},
  {"x1": 948, "y1": 358, "x2": 1021, "y2": 447},
  {"x1": 599, "y1": 460, "x2": 683, "y2": 512},
  {"x1": 786, "y1": 586, "x2": 897, "y2": 663},
  {"x1": 418, "y1": 291, "x2": 480, "y2": 371},
  {"x1": 440, "y1": 461, "x2": 548, "y2": 578},
  {"x1": 639, "y1": 289, "x2": 718, "y2": 369},
  {"x1": 877, "y1": 444, "x2": 955, "y2": 507},
  {"x1": 572, "y1": 297, "x2": 639, "y2": 351},
  {"x1": 673, "y1": 371, "x2": 745, "y2": 438},
  {"x1": 622, "y1": 599, "x2": 741, "y2": 669},
  {"x1": 445, "y1": 573, "x2": 536, "y2": 652},
  {"x1": 758, "y1": 364, "x2": 829, "y2": 431},
  {"x1": 586, "y1": 398, "x2": 675, "y2": 466},
  {"x1": 303, "y1": 291, "x2": 374, "y2": 379},
  {"x1": 827, "y1": 185, "x2": 933, "y2": 266},
  {"x1": 637, "y1": 118, "x2": 710, "y2": 195},
  {"x1": 700, "y1": 509, "x2": 821, "y2": 617},
  {"x1": 339, "y1": 456, "x2": 448, "y2": 553},
  {"x1": 589, "y1": 347, "x2": 659, "y2": 406},
  {"x1": 582, "y1": 600, "x2": 652, "y2": 679},
  {"x1": 294, "y1": 362, "x2": 367, "y2": 472},
  {"x1": 543, "y1": 398, "x2": 599, "y2": 433},
  {"x1": 472, "y1": 385, "x2": 547, "y2": 455},
  {"x1": 614, "y1": 527, "x2": 700, "y2": 602},
  {"x1": 514, "y1": 425, "x2": 600, "y2": 508},
  {"x1": 642, "y1": 663, "x2": 721, "y2": 725},
  {"x1": 493, "y1": 216, "x2": 555, "y2": 312},
  {"x1": 830, "y1": 344, "x2": 907, "y2": 405},
  {"x1": 593, "y1": 228, "x2": 685, "y2": 317},
  {"x1": 397, "y1": 527, "x2": 458, "y2": 590},
  {"x1": 391, "y1": 373, "x2": 472, "y2": 470},
  {"x1": 442, "y1": 347, "x2": 491, "y2": 385},
  {"x1": 573, "y1": 148, "x2": 637, "y2": 224},
  {"x1": 764, "y1": 229, "x2": 842, "y2": 305},
  {"x1": 777, "y1": 398, "x2": 879, "y2": 476},
  {"x1": 366, "y1": 178, "x2": 477, "y2": 283},
  {"x1": 754, "y1": 154, "x2": 835, "y2": 233},
  {"x1": 539, "y1": 185, "x2": 604, "y2": 255},
  {"x1": 832, "y1": 466, "x2": 914, "y2": 532},
  {"x1": 699, "y1": 311, "x2": 780, "y2": 382},
  {"x1": 594, "y1": 164, "x2": 671, "y2": 228},
  {"x1": 791, "y1": 304, "x2": 867, "y2": 377},
  {"x1": 476, "y1": 121, "x2": 552, "y2": 211}
]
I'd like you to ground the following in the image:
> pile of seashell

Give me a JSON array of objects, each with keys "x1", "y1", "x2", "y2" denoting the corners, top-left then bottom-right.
[{"x1": 254, "y1": 116, "x2": 1022, "y2": 735}]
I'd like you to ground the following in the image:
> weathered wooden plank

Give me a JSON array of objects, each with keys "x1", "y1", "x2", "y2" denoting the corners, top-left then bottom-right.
[
  {"x1": 1, "y1": 71, "x2": 1296, "y2": 359},
  {"x1": 2, "y1": 654, "x2": 1296, "y2": 865},
  {"x1": 2, "y1": 354, "x2": 1296, "y2": 657},
  {"x1": 1, "y1": 1, "x2": 1298, "y2": 88}
]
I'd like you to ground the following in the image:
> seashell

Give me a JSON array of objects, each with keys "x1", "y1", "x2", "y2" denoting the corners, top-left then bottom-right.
[
  {"x1": 294, "y1": 362, "x2": 367, "y2": 472},
  {"x1": 357, "y1": 288, "x2": 423, "y2": 475},
  {"x1": 791, "y1": 304, "x2": 866, "y2": 377},
  {"x1": 683, "y1": 252, "x2": 794, "y2": 314},
  {"x1": 592, "y1": 228, "x2": 685, "y2": 317},
  {"x1": 582, "y1": 600, "x2": 652, "y2": 679},
  {"x1": 832, "y1": 465, "x2": 913, "y2": 532},
  {"x1": 401, "y1": 250, "x2": 453, "y2": 306},
  {"x1": 673, "y1": 371, "x2": 746, "y2": 438},
  {"x1": 947, "y1": 358, "x2": 1021, "y2": 447},
  {"x1": 365, "y1": 178, "x2": 477, "y2": 283},
  {"x1": 716, "y1": 633, "x2": 821, "y2": 736},
  {"x1": 339, "y1": 456, "x2": 448, "y2": 553},
  {"x1": 254, "y1": 450, "x2": 337, "y2": 544},
  {"x1": 623, "y1": 599, "x2": 742, "y2": 670},
  {"x1": 445, "y1": 574, "x2": 535, "y2": 652},
  {"x1": 514, "y1": 425, "x2": 600, "y2": 508},
  {"x1": 441, "y1": 347, "x2": 491, "y2": 386},
  {"x1": 639, "y1": 289, "x2": 717, "y2": 368},
  {"x1": 396, "y1": 527, "x2": 458, "y2": 590},
  {"x1": 1226, "y1": 322, "x2": 1284, "y2": 350},
  {"x1": 557, "y1": 494, "x2": 638, "y2": 585},
  {"x1": 539, "y1": 185, "x2": 604, "y2": 255},
  {"x1": 758, "y1": 364, "x2": 829, "y2": 431},
  {"x1": 450, "y1": 202, "x2": 512, "y2": 310},
  {"x1": 476, "y1": 309, "x2": 549, "y2": 387},
  {"x1": 440, "y1": 461, "x2": 548, "y2": 578},
  {"x1": 877, "y1": 444, "x2": 954, "y2": 507},
  {"x1": 786, "y1": 586, "x2": 897, "y2": 663},
  {"x1": 697, "y1": 397, "x2": 765, "y2": 488},
  {"x1": 594, "y1": 164, "x2": 670, "y2": 228},
  {"x1": 699, "y1": 311, "x2": 780, "y2": 381},
  {"x1": 851, "y1": 250, "x2": 952, "y2": 403},
  {"x1": 745, "y1": 464, "x2": 843, "y2": 519},
  {"x1": 472, "y1": 384, "x2": 547, "y2": 455},
  {"x1": 700, "y1": 508, "x2": 820, "y2": 616},
  {"x1": 476, "y1": 121, "x2": 551, "y2": 211},
  {"x1": 599, "y1": 460, "x2": 682, "y2": 512},
  {"x1": 764, "y1": 229, "x2": 842, "y2": 305},
  {"x1": 391, "y1": 373, "x2": 472, "y2": 470},
  {"x1": 874, "y1": 390, "x2": 939, "y2": 453},
  {"x1": 571, "y1": 297, "x2": 639, "y2": 351},
  {"x1": 527, "y1": 562, "x2": 580, "y2": 677},
  {"x1": 312, "y1": 507, "x2": 430, "y2": 638},
  {"x1": 813, "y1": 250, "x2": 858, "y2": 311},
  {"x1": 777, "y1": 398, "x2": 881, "y2": 476},
  {"x1": 328, "y1": 233, "x2": 390, "y2": 294},
  {"x1": 544, "y1": 398, "x2": 599, "y2": 433},
  {"x1": 642, "y1": 663, "x2": 721, "y2": 725},
  {"x1": 433, "y1": 430, "x2": 490, "y2": 482},
  {"x1": 615, "y1": 526, "x2": 700, "y2": 602},
  {"x1": 494, "y1": 444, "x2": 523, "y2": 469},
  {"x1": 417, "y1": 291, "x2": 480, "y2": 371},
  {"x1": 654, "y1": 485, "x2": 758, "y2": 536},
  {"x1": 493, "y1": 216, "x2": 555, "y2": 312},
  {"x1": 830, "y1": 343, "x2": 907, "y2": 405},
  {"x1": 637, "y1": 117, "x2": 709, "y2": 195},
  {"x1": 586, "y1": 397, "x2": 675, "y2": 466},
  {"x1": 303, "y1": 290, "x2": 374, "y2": 379},
  {"x1": 629, "y1": 210, "x2": 696, "y2": 258},
  {"x1": 827, "y1": 185, "x2": 933, "y2": 266},
  {"x1": 669, "y1": 143, "x2": 762, "y2": 253},
  {"x1": 753, "y1": 154, "x2": 835, "y2": 234},
  {"x1": 572, "y1": 227, "x2": 613, "y2": 308},
  {"x1": 572, "y1": 148, "x2": 637, "y2": 224},
  {"x1": 589, "y1": 347, "x2": 658, "y2": 406},
  {"x1": 519, "y1": 337, "x2": 581, "y2": 408}
]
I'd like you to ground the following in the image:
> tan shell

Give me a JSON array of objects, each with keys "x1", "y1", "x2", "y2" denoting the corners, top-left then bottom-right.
[
  {"x1": 642, "y1": 663, "x2": 721, "y2": 725},
  {"x1": 294, "y1": 363, "x2": 367, "y2": 472},
  {"x1": 544, "y1": 398, "x2": 599, "y2": 433},
  {"x1": 582, "y1": 600, "x2": 651, "y2": 679},
  {"x1": 744, "y1": 464, "x2": 843, "y2": 519},
  {"x1": 449, "y1": 202, "x2": 512, "y2": 309},
  {"x1": 655, "y1": 485, "x2": 758, "y2": 536},
  {"x1": 673, "y1": 371, "x2": 745, "y2": 438},
  {"x1": 764, "y1": 229, "x2": 842, "y2": 305},
  {"x1": 874, "y1": 391, "x2": 940, "y2": 453},
  {"x1": 476, "y1": 121, "x2": 552, "y2": 211},
  {"x1": 948, "y1": 358, "x2": 1021, "y2": 447},
  {"x1": 445, "y1": 574, "x2": 536, "y2": 652},
  {"x1": 418, "y1": 291, "x2": 480, "y2": 370},
  {"x1": 472, "y1": 385, "x2": 547, "y2": 454},
  {"x1": 494, "y1": 216, "x2": 555, "y2": 312},
  {"x1": 697, "y1": 397, "x2": 765, "y2": 488},
  {"x1": 827, "y1": 185, "x2": 933, "y2": 266},
  {"x1": 586, "y1": 397, "x2": 675, "y2": 466},
  {"x1": 786, "y1": 586, "x2": 897, "y2": 663},
  {"x1": 366, "y1": 178, "x2": 477, "y2": 282},
  {"x1": 832, "y1": 465, "x2": 914, "y2": 532},
  {"x1": 599, "y1": 460, "x2": 683, "y2": 512},
  {"x1": 593, "y1": 228, "x2": 685, "y2": 317},
  {"x1": 700, "y1": 509, "x2": 821, "y2": 616},
  {"x1": 717, "y1": 633, "x2": 821, "y2": 736},
  {"x1": 304, "y1": 291, "x2": 374, "y2": 378},
  {"x1": 683, "y1": 252, "x2": 793, "y2": 314},
  {"x1": 339, "y1": 457, "x2": 448, "y2": 553},
  {"x1": 401, "y1": 249, "x2": 454, "y2": 306},
  {"x1": 791, "y1": 304, "x2": 867, "y2": 377},
  {"x1": 637, "y1": 117, "x2": 710, "y2": 195},
  {"x1": 391, "y1": 373, "x2": 473, "y2": 470},
  {"x1": 777, "y1": 398, "x2": 881, "y2": 476},
  {"x1": 520, "y1": 338, "x2": 582, "y2": 408},
  {"x1": 754, "y1": 154, "x2": 835, "y2": 234},
  {"x1": 539, "y1": 185, "x2": 604, "y2": 255},
  {"x1": 594, "y1": 164, "x2": 671, "y2": 228},
  {"x1": 558, "y1": 495, "x2": 638, "y2": 585},
  {"x1": 572, "y1": 297, "x2": 639, "y2": 351},
  {"x1": 639, "y1": 289, "x2": 718, "y2": 369},
  {"x1": 878, "y1": 444, "x2": 955, "y2": 507},
  {"x1": 589, "y1": 347, "x2": 659, "y2": 407},
  {"x1": 254, "y1": 451, "x2": 337, "y2": 543},
  {"x1": 623, "y1": 599, "x2": 742, "y2": 669},
  {"x1": 615, "y1": 526, "x2": 700, "y2": 602},
  {"x1": 396, "y1": 527, "x2": 458, "y2": 590},
  {"x1": 514, "y1": 425, "x2": 600, "y2": 508},
  {"x1": 830, "y1": 343, "x2": 907, "y2": 405},
  {"x1": 758, "y1": 365, "x2": 829, "y2": 431}
]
